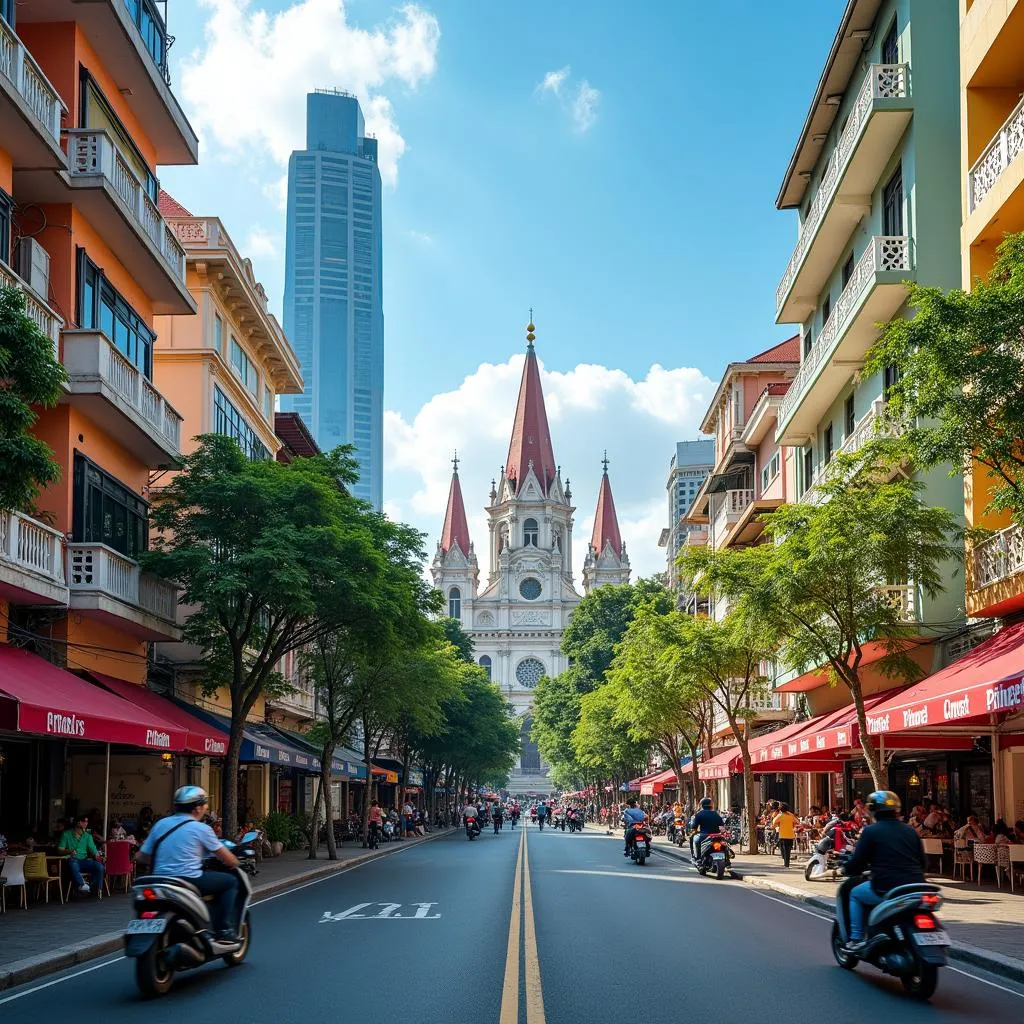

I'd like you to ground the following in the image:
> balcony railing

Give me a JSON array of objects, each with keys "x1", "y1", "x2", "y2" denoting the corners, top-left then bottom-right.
[
  {"x1": 66, "y1": 130, "x2": 186, "y2": 285},
  {"x1": 776, "y1": 64, "x2": 910, "y2": 315},
  {"x1": 972, "y1": 523, "x2": 1024, "y2": 591},
  {"x1": 969, "y1": 93, "x2": 1024, "y2": 212},
  {"x1": 0, "y1": 17, "x2": 63, "y2": 145},
  {"x1": 0, "y1": 509, "x2": 66, "y2": 585},
  {"x1": 780, "y1": 236, "x2": 912, "y2": 427},
  {"x1": 0, "y1": 261, "x2": 61, "y2": 358},
  {"x1": 877, "y1": 583, "x2": 919, "y2": 622},
  {"x1": 67, "y1": 543, "x2": 177, "y2": 622}
]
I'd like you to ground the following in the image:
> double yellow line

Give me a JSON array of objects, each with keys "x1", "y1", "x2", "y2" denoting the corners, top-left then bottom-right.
[{"x1": 500, "y1": 827, "x2": 545, "y2": 1024}]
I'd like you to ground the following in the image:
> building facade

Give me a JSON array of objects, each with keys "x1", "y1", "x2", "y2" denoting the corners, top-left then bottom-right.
[
  {"x1": 431, "y1": 324, "x2": 627, "y2": 794},
  {"x1": 657, "y1": 439, "x2": 714, "y2": 592},
  {"x1": 279, "y1": 90, "x2": 383, "y2": 507}
]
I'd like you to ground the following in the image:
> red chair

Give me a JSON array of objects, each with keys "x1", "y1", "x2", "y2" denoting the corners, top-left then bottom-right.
[{"x1": 104, "y1": 841, "x2": 133, "y2": 893}]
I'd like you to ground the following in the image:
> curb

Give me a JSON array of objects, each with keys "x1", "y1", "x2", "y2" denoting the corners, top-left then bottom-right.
[
  {"x1": 0, "y1": 827, "x2": 455, "y2": 993},
  {"x1": 652, "y1": 840, "x2": 1024, "y2": 985}
]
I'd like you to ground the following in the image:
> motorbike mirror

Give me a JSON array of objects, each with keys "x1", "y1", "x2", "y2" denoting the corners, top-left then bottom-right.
[
  {"x1": 240, "y1": 831, "x2": 260, "y2": 843},
  {"x1": 222, "y1": 840, "x2": 237, "y2": 849}
]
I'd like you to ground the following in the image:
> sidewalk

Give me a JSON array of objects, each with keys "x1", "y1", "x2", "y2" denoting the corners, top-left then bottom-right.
[
  {"x1": 651, "y1": 834, "x2": 1024, "y2": 982},
  {"x1": 0, "y1": 829, "x2": 453, "y2": 991}
]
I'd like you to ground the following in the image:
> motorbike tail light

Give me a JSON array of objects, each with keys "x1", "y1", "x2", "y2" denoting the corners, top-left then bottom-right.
[
  {"x1": 712, "y1": 842, "x2": 722, "y2": 851},
  {"x1": 914, "y1": 915, "x2": 936, "y2": 930},
  {"x1": 141, "y1": 911, "x2": 159, "y2": 919},
  {"x1": 142, "y1": 888, "x2": 158, "y2": 901},
  {"x1": 919, "y1": 894, "x2": 942, "y2": 909}
]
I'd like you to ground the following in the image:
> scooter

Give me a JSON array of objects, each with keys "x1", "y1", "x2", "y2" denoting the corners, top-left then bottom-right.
[
  {"x1": 832, "y1": 872, "x2": 947, "y2": 1001},
  {"x1": 625, "y1": 822, "x2": 652, "y2": 865},
  {"x1": 381, "y1": 819, "x2": 395, "y2": 843},
  {"x1": 124, "y1": 832, "x2": 257, "y2": 998},
  {"x1": 692, "y1": 830, "x2": 734, "y2": 880},
  {"x1": 465, "y1": 817, "x2": 481, "y2": 840},
  {"x1": 805, "y1": 817, "x2": 857, "y2": 881}
]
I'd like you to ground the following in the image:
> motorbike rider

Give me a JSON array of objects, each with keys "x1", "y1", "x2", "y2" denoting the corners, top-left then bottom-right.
[
  {"x1": 367, "y1": 799, "x2": 384, "y2": 845},
  {"x1": 135, "y1": 786, "x2": 241, "y2": 941},
  {"x1": 689, "y1": 796, "x2": 725, "y2": 861},
  {"x1": 463, "y1": 800, "x2": 480, "y2": 834},
  {"x1": 536, "y1": 800, "x2": 549, "y2": 829},
  {"x1": 842, "y1": 790, "x2": 927, "y2": 954},
  {"x1": 492, "y1": 802, "x2": 503, "y2": 834},
  {"x1": 622, "y1": 798, "x2": 647, "y2": 856}
]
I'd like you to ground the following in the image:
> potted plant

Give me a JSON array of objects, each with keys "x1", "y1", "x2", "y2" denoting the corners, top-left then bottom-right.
[{"x1": 262, "y1": 811, "x2": 293, "y2": 856}]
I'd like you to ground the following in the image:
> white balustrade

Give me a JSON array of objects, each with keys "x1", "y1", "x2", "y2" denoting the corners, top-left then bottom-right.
[
  {"x1": 877, "y1": 583, "x2": 919, "y2": 622},
  {"x1": 67, "y1": 543, "x2": 178, "y2": 623},
  {"x1": 0, "y1": 509, "x2": 66, "y2": 585},
  {"x1": 972, "y1": 523, "x2": 1024, "y2": 591},
  {"x1": 779, "y1": 236, "x2": 911, "y2": 428},
  {"x1": 65, "y1": 130, "x2": 187, "y2": 286},
  {"x1": 969, "y1": 93, "x2": 1024, "y2": 211},
  {"x1": 0, "y1": 17, "x2": 63, "y2": 144},
  {"x1": 777, "y1": 64, "x2": 910, "y2": 314},
  {"x1": 0, "y1": 262, "x2": 61, "y2": 357},
  {"x1": 727, "y1": 489, "x2": 754, "y2": 516}
]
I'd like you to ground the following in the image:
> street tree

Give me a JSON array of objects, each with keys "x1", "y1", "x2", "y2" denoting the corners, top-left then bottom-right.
[
  {"x1": 0, "y1": 285, "x2": 67, "y2": 512},
  {"x1": 680, "y1": 464, "x2": 959, "y2": 790},
  {"x1": 439, "y1": 616, "x2": 475, "y2": 662},
  {"x1": 144, "y1": 436, "x2": 381, "y2": 837},
  {"x1": 573, "y1": 683, "x2": 649, "y2": 794}
]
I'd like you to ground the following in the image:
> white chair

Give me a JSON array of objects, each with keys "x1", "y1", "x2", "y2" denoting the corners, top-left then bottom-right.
[
  {"x1": 0, "y1": 855, "x2": 27, "y2": 910},
  {"x1": 1008, "y1": 846, "x2": 1024, "y2": 893},
  {"x1": 973, "y1": 843, "x2": 999, "y2": 886},
  {"x1": 953, "y1": 841, "x2": 972, "y2": 881},
  {"x1": 922, "y1": 837, "x2": 944, "y2": 876}
]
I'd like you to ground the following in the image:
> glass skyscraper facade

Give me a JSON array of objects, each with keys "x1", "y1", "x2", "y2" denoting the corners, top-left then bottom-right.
[{"x1": 281, "y1": 90, "x2": 383, "y2": 507}]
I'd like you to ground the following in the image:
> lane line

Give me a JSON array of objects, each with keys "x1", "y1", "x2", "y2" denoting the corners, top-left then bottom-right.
[
  {"x1": 498, "y1": 828, "x2": 524, "y2": 1024},
  {"x1": 521, "y1": 827, "x2": 546, "y2": 1024}
]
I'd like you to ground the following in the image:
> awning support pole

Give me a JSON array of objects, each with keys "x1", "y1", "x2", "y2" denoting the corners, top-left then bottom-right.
[{"x1": 102, "y1": 742, "x2": 110, "y2": 842}]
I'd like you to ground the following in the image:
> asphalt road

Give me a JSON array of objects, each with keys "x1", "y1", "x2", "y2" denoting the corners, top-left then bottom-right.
[{"x1": 2, "y1": 822, "x2": 1023, "y2": 1023}]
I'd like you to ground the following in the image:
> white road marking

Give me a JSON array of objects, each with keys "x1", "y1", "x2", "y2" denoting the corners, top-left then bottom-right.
[{"x1": 550, "y1": 869, "x2": 694, "y2": 882}]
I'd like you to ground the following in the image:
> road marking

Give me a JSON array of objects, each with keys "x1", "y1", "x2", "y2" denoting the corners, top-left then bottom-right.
[
  {"x1": 550, "y1": 869, "x2": 694, "y2": 883},
  {"x1": 522, "y1": 827, "x2": 546, "y2": 1024},
  {"x1": 319, "y1": 902, "x2": 442, "y2": 921},
  {"x1": 499, "y1": 828, "x2": 524, "y2": 1024}
]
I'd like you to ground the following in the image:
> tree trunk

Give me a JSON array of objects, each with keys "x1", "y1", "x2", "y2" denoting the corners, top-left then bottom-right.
[
  {"x1": 736, "y1": 734, "x2": 759, "y2": 855},
  {"x1": 847, "y1": 675, "x2": 887, "y2": 789},
  {"x1": 307, "y1": 776, "x2": 323, "y2": 859},
  {"x1": 687, "y1": 741, "x2": 700, "y2": 812},
  {"x1": 222, "y1": 717, "x2": 246, "y2": 840},
  {"x1": 361, "y1": 728, "x2": 373, "y2": 845}
]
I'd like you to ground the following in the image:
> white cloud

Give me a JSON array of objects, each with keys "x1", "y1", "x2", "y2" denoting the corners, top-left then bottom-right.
[
  {"x1": 571, "y1": 80, "x2": 600, "y2": 134},
  {"x1": 384, "y1": 353, "x2": 716, "y2": 581},
  {"x1": 537, "y1": 66, "x2": 571, "y2": 95},
  {"x1": 181, "y1": 0, "x2": 441, "y2": 187},
  {"x1": 535, "y1": 65, "x2": 601, "y2": 134},
  {"x1": 243, "y1": 226, "x2": 278, "y2": 257},
  {"x1": 406, "y1": 228, "x2": 435, "y2": 246}
]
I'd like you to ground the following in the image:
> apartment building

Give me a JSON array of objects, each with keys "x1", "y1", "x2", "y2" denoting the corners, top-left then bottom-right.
[{"x1": 657, "y1": 439, "x2": 714, "y2": 593}]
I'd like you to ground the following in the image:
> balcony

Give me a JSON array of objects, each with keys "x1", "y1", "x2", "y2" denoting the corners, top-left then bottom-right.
[
  {"x1": 710, "y1": 693, "x2": 793, "y2": 737},
  {"x1": 777, "y1": 64, "x2": 912, "y2": 323},
  {"x1": 877, "y1": 584, "x2": 920, "y2": 623},
  {"x1": 268, "y1": 686, "x2": 316, "y2": 722},
  {"x1": 0, "y1": 16, "x2": 65, "y2": 168},
  {"x1": 968, "y1": 523, "x2": 1024, "y2": 618},
  {"x1": 0, "y1": 510, "x2": 68, "y2": 606},
  {"x1": 67, "y1": 543, "x2": 181, "y2": 641},
  {"x1": 777, "y1": 236, "x2": 913, "y2": 445},
  {"x1": 62, "y1": 330, "x2": 182, "y2": 465},
  {"x1": 712, "y1": 489, "x2": 754, "y2": 546},
  {"x1": 0, "y1": 261, "x2": 61, "y2": 360},
  {"x1": 18, "y1": 0, "x2": 197, "y2": 164},
  {"x1": 51, "y1": 131, "x2": 193, "y2": 314}
]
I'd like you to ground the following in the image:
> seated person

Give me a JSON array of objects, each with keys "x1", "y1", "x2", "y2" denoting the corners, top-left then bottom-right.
[
  {"x1": 59, "y1": 815, "x2": 105, "y2": 896},
  {"x1": 954, "y1": 815, "x2": 989, "y2": 843}
]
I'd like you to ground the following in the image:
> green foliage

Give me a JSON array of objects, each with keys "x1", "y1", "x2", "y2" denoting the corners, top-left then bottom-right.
[
  {"x1": 573, "y1": 683, "x2": 648, "y2": 780},
  {"x1": 261, "y1": 811, "x2": 295, "y2": 846},
  {"x1": 863, "y1": 231, "x2": 1024, "y2": 522},
  {"x1": 439, "y1": 617, "x2": 475, "y2": 663},
  {"x1": 0, "y1": 285, "x2": 66, "y2": 512}
]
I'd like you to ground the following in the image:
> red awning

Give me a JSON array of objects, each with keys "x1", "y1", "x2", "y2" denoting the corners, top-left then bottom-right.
[
  {"x1": 698, "y1": 746, "x2": 740, "y2": 781},
  {"x1": 640, "y1": 767, "x2": 679, "y2": 795},
  {"x1": 0, "y1": 646, "x2": 188, "y2": 750},
  {"x1": 81, "y1": 671, "x2": 228, "y2": 756},
  {"x1": 865, "y1": 623, "x2": 1024, "y2": 736}
]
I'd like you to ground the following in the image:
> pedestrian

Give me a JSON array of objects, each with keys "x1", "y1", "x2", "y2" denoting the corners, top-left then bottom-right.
[{"x1": 773, "y1": 802, "x2": 799, "y2": 868}]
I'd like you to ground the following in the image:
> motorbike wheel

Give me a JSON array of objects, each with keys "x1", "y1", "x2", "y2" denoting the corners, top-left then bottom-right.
[
  {"x1": 715, "y1": 861, "x2": 726, "y2": 881},
  {"x1": 135, "y1": 933, "x2": 174, "y2": 998},
  {"x1": 804, "y1": 860, "x2": 817, "y2": 882},
  {"x1": 637, "y1": 854, "x2": 646, "y2": 865},
  {"x1": 901, "y1": 963, "x2": 938, "y2": 1001},
  {"x1": 697, "y1": 864, "x2": 707, "y2": 876},
  {"x1": 222, "y1": 914, "x2": 252, "y2": 967},
  {"x1": 830, "y1": 921, "x2": 858, "y2": 970}
]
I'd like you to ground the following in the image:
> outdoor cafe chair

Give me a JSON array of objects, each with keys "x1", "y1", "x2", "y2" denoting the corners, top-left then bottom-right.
[
  {"x1": 973, "y1": 842, "x2": 999, "y2": 886},
  {"x1": 1, "y1": 854, "x2": 27, "y2": 910},
  {"x1": 104, "y1": 841, "x2": 133, "y2": 892},
  {"x1": 922, "y1": 837, "x2": 944, "y2": 876},
  {"x1": 1003, "y1": 845, "x2": 1024, "y2": 893},
  {"x1": 953, "y1": 841, "x2": 972, "y2": 881},
  {"x1": 63, "y1": 860, "x2": 110, "y2": 902},
  {"x1": 23, "y1": 852, "x2": 62, "y2": 904}
]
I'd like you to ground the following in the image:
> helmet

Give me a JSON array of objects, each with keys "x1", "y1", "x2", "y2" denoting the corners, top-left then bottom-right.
[
  {"x1": 866, "y1": 790, "x2": 901, "y2": 819},
  {"x1": 700, "y1": 797, "x2": 713, "y2": 809},
  {"x1": 173, "y1": 785, "x2": 209, "y2": 813}
]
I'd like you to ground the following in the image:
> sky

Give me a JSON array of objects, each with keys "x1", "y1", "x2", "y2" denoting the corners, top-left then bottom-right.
[{"x1": 160, "y1": 0, "x2": 848, "y2": 579}]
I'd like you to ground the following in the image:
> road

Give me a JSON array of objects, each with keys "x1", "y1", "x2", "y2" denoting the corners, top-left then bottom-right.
[{"x1": 2, "y1": 823, "x2": 1023, "y2": 1022}]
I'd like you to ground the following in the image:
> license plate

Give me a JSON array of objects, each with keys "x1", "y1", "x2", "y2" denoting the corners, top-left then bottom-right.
[
  {"x1": 712, "y1": 852, "x2": 725, "y2": 860},
  {"x1": 126, "y1": 918, "x2": 166, "y2": 935},
  {"x1": 912, "y1": 931, "x2": 949, "y2": 947}
]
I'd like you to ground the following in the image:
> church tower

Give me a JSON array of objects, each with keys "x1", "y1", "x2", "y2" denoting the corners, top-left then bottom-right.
[
  {"x1": 583, "y1": 455, "x2": 631, "y2": 593},
  {"x1": 431, "y1": 454, "x2": 479, "y2": 621}
]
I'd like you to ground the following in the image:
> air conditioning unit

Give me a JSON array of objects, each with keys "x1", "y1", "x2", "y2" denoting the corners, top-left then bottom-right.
[{"x1": 16, "y1": 237, "x2": 50, "y2": 300}]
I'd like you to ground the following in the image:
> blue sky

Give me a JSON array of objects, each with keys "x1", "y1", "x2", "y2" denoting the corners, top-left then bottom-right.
[{"x1": 160, "y1": 0, "x2": 848, "y2": 576}]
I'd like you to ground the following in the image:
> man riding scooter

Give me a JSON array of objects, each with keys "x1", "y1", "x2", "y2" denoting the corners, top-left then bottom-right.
[
  {"x1": 622, "y1": 798, "x2": 647, "y2": 857},
  {"x1": 689, "y1": 796, "x2": 725, "y2": 861}
]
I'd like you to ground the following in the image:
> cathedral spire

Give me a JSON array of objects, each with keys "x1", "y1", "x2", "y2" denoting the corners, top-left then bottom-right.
[
  {"x1": 440, "y1": 451, "x2": 471, "y2": 556},
  {"x1": 590, "y1": 453, "x2": 623, "y2": 558},
  {"x1": 505, "y1": 318, "x2": 557, "y2": 496}
]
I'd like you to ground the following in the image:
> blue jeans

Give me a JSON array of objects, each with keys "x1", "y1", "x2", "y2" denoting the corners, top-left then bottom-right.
[
  {"x1": 849, "y1": 880, "x2": 883, "y2": 940},
  {"x1": 69, "y1": 857, "x2": 104, "y2": 892}
]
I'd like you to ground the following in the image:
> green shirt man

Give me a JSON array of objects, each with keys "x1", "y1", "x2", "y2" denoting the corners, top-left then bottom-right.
[
  {"x1": 59, "y1": 815, "x2": 104, "y2": 894},
  {"x1": 59, "y1": 823, "x2": 99, "y2": 860}
]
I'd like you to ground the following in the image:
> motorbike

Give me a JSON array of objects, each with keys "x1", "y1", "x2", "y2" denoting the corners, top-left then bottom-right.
[
  {"x1": 465, "y1": 817, "x2": 481, "y2": 840},
  {"x1": 692, "y1": 830, "x2": 734, "y2": 880},
  {"x1": 667, "y1": 815, "x2": 685, "y2": 844},
  {"x1": 805, "y1": 818, "x2": 857, "y2": 882},
  {"x1": 832, "y1": 872, "x2": 947, "y2": 1001},
  {"x1": 723, "y1": 813, "x2": 742, "y2": 847},
  {"x1": 567, "y1": 811, "x2": 583, "y2": 833},
  {"x1": 553, "y1": 812, "x2": 566, "y2": 831},
  {"x1": 124, "y1": 832, "x2": 257, "y2": 998},
  {"x1": 625, "y1": 822, "x2": 653, "y2": 865}
]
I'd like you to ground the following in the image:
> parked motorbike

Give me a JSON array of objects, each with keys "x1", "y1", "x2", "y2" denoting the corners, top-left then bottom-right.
[
  {"x1": 692, "y1": 830, "x2": 734, "y2": 880},
  {"x1": 805, "y1": 818, "x2": 857, "y2": 882},
  {"x1": 381, "y1": 819, "x2": 395, "y2": 843},
  {"x1": 723, "y1": 813, "x2": 742, "y2": 847},
  {"x1": 832, "y1": 872, "x2": 947, "y2": 1001},
  {"x1": 465, "y1": 817, "x2": 481, "y2": 840},
  {"x1": 124, "y1": 832, "x2": 257, "y2": 998}
]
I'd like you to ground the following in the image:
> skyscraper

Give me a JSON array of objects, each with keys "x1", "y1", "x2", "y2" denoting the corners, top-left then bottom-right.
[
  {"x1": 657, "y1": 439, "x2": 714, "y2": 591},
  {"x1": 281, "y1": 90, "x2": 383, "y2": 506}
]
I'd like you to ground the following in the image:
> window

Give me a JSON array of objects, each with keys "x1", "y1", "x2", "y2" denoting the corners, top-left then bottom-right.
[
  {"x1": 448, "y1": 587, "x2": 461, "y2": 619},
  {"x1": 883, "y1": 165, "x2": 904, "y2": 236},
  {"x1": 802, "y1": 447, "x2": 814, "y2": 494},
  {"x1": 0, "y1": 187, "x2": 11, "y2": 266},
  {"x1": 77, "y1": 250, "x2": 155, "y2": 376},
  {"x1": 822, "y1": 293, "x2": 831, "y2": 327},
  {"x1": 0, "y1": 0, "x2": 13, "y2": 26},
  {"x1": 760, "y1": 451, "x2": 780, "y2": 493},
  {"x1": 823, "y1": 423, "x2": 834, "y2": 464},
  {"x1": 842, "y1": 253, "x2": 855, "y2": 289},
  {"x1": 519, "y1": 577, "x2": 542, "y2": 600},
  {"x1": 883, "y1": 363, "x2": 902, "y2": 402},
  {"x1": 123, "y1": 0, "x2": 167, "y2": 77},
  {"x1": 479, "y1": 655, "x2": 491, "y2": 680},
  {"x1": 881, "y1": 18, "x2": 899, "y2": 65},
  {"x1": 516, "y1": 659, "x2": 545, "y2": 690},
  {"x1": 72, "y1": 452, "x2": 148, "y2": 559},
  {"x1": 230, "y1": 337, "x2": 258, "y2": 395},
  {"x1": 845, "y1": 394, "x2": 856, "y2": 436},
  {"x1": 263, "y1": 386, "x2": 273, "y2": 420},
  {"x1": 214, "y1": 386, "x2": 270, "y2": 460},
  {"x1": 214, "y1": 314, "x2": 224, "y2": 354},
  {"x1": 803, "y1": 331, "x2": 813, "y2": 357},
  {"x1": 523, "y1": 518, "x2": 539, "y2": 547}
]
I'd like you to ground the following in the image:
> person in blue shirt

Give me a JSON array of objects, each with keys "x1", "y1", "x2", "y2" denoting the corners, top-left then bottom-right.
[
  {"x1": 689, "y1": 797, "x2": 725, "y2": 860},
  {"x1": 536, "y1": 801, "x2": 549, "y2": 830},
  {"x1": 621, "y1": 798, "x2": 647, "y2": 856}
]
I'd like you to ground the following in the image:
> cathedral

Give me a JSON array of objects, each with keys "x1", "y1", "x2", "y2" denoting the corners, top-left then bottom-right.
[{"x1": 431, "y1": 322, "x2": 630, "y2": 794}]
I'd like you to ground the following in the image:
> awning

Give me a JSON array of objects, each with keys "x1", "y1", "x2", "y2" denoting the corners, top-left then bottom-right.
[
  {"x1": 865, "y1": 622, "x2": 1024, "y2": 738},
  {"x1": 640, "y1": 767, "x2": 678, "y2": 796},
  {"x1": 372, "y1": 765, "x2": 399, "y2": 784},
  {"x1": 698, "y1": 746, "x2": 740, "y2": 781},
  {"x1": 0, "y1": 645, "x2": 187, "y2": 750},
  {"x1": 81, "y1": 671, "x2": 228, "y2": 756}
]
